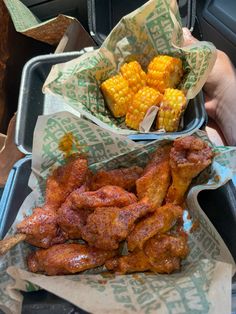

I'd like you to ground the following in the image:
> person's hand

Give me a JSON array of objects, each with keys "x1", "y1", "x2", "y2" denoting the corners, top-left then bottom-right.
[{"x1": 182, "y1": 28, "x2": 236, "y2": 146}]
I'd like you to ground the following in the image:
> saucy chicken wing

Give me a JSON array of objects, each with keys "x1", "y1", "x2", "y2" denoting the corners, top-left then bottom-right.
[
  {"x1": 81, "y1": 198, "x2": 152, "y2": 250},
  {"x1": 106, "y1": 233, "x2": 188, "y2": 274},
  {"x1": 16, "y1": 207, "x2": 66, "y2": 248},
  {"x1": 127, "y1": 203, "x2": 183, "y2": 251},
  {"x1": 28, "y1": 243, "x2": 118, "y2": 275},
  {"x1": 14, "y1": 186, "x2": 137, "y2": 248},
  {"x1": 57, "y1": 185, "x2": 91, "y2": 239},
  {"x1": 57, "y1": 206, "x2": 92, "y2": 240},
  {"x1": 136, "y1": 145, "x2": 171, "y2": 207},
  {"x1": 166, "y1": 136, "x2": 213, "y2": 205},
  {"x1": 45, "y1": 157, "x2": 89, "y2": 211},
  {"x1": 90, "y1": 166, "x2": 143, "y2": 191},
  {"x1": 67, "y1": 185, "x2": 137, "y2": 210}
]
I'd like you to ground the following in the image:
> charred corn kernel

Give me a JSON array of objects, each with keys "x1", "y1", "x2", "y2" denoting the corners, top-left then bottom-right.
[
  {"x1": 101, "y1": 75, "x2": 133, "y2": 117},
  {"x1": 156, "y1": 88, "x2": 187, "y2": 132},
  {"x1": 147, "y1": 55, "x2": 183, "y2": 93},
  {"x1": 125, "y1": 86, "x2": 163, "y2": 130},
  {"x1": 120, "y1": 61, "x2": 146, "y2": 93}
]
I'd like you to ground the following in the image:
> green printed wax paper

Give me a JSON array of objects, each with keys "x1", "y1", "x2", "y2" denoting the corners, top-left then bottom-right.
[
  {"x1": 43, "y1": 0, "x2": 216, "y2": 134},
  {"x1": 3, "y1": 0, "x2": 74, "y2": 45},
  {"x1": 0, "y1": 111, "x2": 235, "y2": 314}
]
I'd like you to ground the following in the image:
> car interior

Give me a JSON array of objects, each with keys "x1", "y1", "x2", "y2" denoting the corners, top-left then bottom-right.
[{"x1": 0, "y1": 0, "x2": 235, "y2": 313}]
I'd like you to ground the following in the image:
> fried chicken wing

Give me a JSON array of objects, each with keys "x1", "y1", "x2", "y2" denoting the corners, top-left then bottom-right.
[
  {"x1": 144, "y1": 233, "x2": 189, "y2": 263},
  {"x1": 105, "y1": 251, "x2": 150, "y2": 274},
  {"x1": 57, "y1": 206, "x2": 92, "y2": 240},
  {"x1": 14, "y1": 186, "x2": 136, "y2": 248},
  {"x1": 28, "y1": 243, "x2": 118, "y2": 275},
  {"x1": 90, "y1": 166, "x2": 143, "y2": 191},
  {"x1": 136, "y1": 145, "x2": 171, "y2": 207},
  {"x1": 57, "y1": 185, "x2": 92, "y2": 239},
  {"x1": 166, "y1": 136, "x2": 213, "y2": 205},
  {"x1": 45, "y1": 157, "x2": 89, "y2": 211},
  {"x1": 16, "y1": 208, "x2": 66, "y2": 248},
  {"x1": 106, "y1": 233, "x2": 188, "y2": 274},
  {"x1": 106, "y1": 252, "x2": 180, "y2": 274},
  {"x1": 81, "y1": 198, "x2": 152, "y2": 250},
  {"x1": 68, "y1": 185, "x2": 137, "y2": 210},
  {"x1": 127, "y1": 203, "x2": 183, "y2": 252}
]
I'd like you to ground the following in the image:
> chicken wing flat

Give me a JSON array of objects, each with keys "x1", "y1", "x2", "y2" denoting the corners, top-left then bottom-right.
[
  {"x1": 28, "y1": 243, "x2": 118, "y2": 275},
  {"x1": 90, "y1": 166, "x2": 143, "y2": 191},
  {"x1": 136, "y1": 145, "x2": 171, "y2": 208},
  {"x1": 166, "y1": 136, "x2": 213, "y2": 205},
  {"x1": 106, "y1": 233, "x2": 188, "y2": 274},
  {"x1": 68, "y1": 185, "x2": 137, "y2": 210},
  {"x1": 45, "y1": 157, "x2": 89, "y2": 211},
  {"x1": 127, "y1": 203, "x2": 183, "y2": 252},
  {"x1": 106, "y1": 252, "x2": 180, "y2": 274},
  {"x1": 105, "y1": 251, "x2": 150, "y2": 274},
  {"x1": 81, "y1": 198, "x2": 152, "y2": 250},
  {"x1": 16, "y1": 208, "x2": 66, "y2": 248}
]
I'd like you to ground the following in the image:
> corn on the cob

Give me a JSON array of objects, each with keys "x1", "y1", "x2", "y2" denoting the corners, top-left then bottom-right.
[
  {"x1": 120, "y1": 61, "x2": 146, "y2": 93},
  {"x1": 125, "y1": 86, "x2": 163, "y2": 130},
  {"x1": 101, "y1": 75, "x2": 133, "y2": 118},
  {"x1": 156, "y1": 88, "x2": 186, "y2": 132},
  {"x1": 147, "y1": 55, "x2": 183, "y2": 93}
]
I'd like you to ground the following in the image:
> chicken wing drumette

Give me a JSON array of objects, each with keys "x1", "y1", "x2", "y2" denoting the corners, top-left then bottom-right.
[
  {"x1": 165, "y1": 136, "x2": 213, "y2": 205},
  {"x1": 14, "y1": 158, "x2": 90, "y2": 248},
  {"x1": 16, "y1": 207, "x2": 66, "y2": 248}
]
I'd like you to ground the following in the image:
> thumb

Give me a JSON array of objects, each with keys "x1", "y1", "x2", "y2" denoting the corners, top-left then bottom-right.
[{"x1": 182, "y1": 27, "x2": 198, "y2": 46}]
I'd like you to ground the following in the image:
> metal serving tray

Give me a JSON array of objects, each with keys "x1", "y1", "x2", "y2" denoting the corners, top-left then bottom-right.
[
  {"x1": 15, "y1": 52, "x2": 206, "y2": 154},
  {"x1": 0, "y1": 157, "x2": 235, "y2": 312},
  {"x1": 87, "y1": 0, "x2": 196, "y2": 45}
]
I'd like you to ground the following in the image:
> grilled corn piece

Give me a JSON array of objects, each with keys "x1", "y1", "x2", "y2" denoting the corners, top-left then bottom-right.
[
  {"x1": 147, "y1": 55, "x2": 183, "y2": 93},
  {"x1": 120, "y1": 61, "x2": 146, "y2": 93},
  {"x1": 126, "y1": 86, "x2": 163, "y2": 130},
  {"x1": 101, "y1": 75, "x2": 133, "y2": 118},
  {"x1": 156, "y1": 88, "x2": 186, "y2": 132}
]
